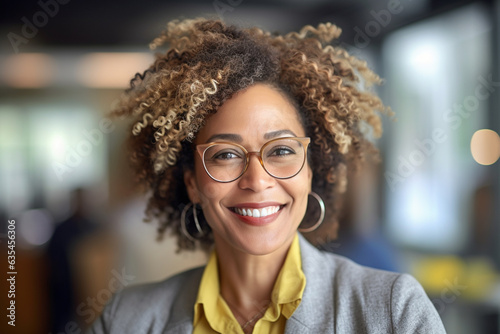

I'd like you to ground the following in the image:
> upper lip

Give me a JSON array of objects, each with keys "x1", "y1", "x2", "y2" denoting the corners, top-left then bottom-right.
[{"x1": 230, "y1": 202, "x2": 284, "y2": 209}]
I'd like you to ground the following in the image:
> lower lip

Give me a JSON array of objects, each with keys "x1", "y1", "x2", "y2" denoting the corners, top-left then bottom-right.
[{"x1": 229, "y1": 207, "x2": 283, "y2": 226}]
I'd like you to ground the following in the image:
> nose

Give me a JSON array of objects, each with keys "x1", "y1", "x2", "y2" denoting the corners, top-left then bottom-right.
[{"x1": 237, "y1": 153, "x2": 275, "y2": 192}]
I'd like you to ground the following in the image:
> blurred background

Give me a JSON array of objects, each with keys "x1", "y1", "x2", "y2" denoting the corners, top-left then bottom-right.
[{"x1": 0, "y1": 0, "x2": 499, "y2": 333}]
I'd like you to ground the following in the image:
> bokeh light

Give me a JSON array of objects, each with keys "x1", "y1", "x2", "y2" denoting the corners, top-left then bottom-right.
[{"x1": 470, "y1": 129, "x2": 500, "y2": 165}]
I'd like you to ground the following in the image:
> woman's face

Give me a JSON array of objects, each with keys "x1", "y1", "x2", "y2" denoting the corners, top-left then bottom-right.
[{"x1": 184, "y1": 83, "x2": 312, "y2": 255}]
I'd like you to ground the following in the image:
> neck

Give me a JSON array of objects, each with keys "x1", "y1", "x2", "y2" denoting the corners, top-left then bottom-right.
[{"x1": 215, "y1": 234, "x2": 295, "y2": 314}]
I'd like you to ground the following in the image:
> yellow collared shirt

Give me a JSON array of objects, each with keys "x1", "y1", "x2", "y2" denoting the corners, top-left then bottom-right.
[{"x1": 193, "y1": 234, "x2": 306, "y2": 334}]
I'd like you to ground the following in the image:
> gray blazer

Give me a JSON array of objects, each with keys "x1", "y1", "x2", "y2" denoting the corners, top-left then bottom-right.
[{"x1": 88, "y1": 234, "x2": 446, "y2": 333}]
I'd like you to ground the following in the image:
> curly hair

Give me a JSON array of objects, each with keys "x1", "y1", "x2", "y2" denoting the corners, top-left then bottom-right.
[{"x1": 111, "y1": 18, "x2": 391, "y2": 252}]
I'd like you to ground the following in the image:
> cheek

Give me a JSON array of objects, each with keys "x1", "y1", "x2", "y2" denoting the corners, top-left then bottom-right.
[
  {"x1": 193, "y1": 167, "x2": 232, "y2": 225},
  {"x1": 297, "y1": 186, "x2": 310, "y2": 211},
  {"x1": 192, "y1": 157, "x2": 222, "y2": 202},
  {"x1": 285, "y1": 174, "x2": 311, "y2": 208},
  {"x1": 297, "y1": 173, "x2": 313, "y2": 209},
  {"x1": 195, "y1": 170, "x2": 226, "y2": 203}
]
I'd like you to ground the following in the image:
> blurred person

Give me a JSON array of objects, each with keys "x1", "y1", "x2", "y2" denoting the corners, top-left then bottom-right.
[
  {"x1": 47, "y1": 188, "x2": 100, "y2": 332},
  {"x1": 462, "y1": 180, "x2": 498, "y2": 334},
  {"x1": 88, "y1": 18, "x2": 445, "y2": 333},
  {"x1": 465, "y1": 181, "x2": 495, "y2": 260}
]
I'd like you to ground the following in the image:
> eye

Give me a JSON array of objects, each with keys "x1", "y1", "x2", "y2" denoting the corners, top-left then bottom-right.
[
  {"x1": 209, "y1": 148, "x2": 244, "y2": 161},
  {"x1": 213, "y1": 151, "x2": 241, "y2": 160},
  {"x1": 268, "y1": 146, "x2": 296, "y2": 157}
]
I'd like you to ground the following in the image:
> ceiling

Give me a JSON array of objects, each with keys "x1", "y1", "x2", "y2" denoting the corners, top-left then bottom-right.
[{"x1": 0, "y1": 0, "x2": 492, "y2": 52}]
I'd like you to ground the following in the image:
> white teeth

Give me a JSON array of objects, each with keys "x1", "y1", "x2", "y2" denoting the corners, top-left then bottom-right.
[{"x1": 235, "y1": 206, "x2": 281, "y2": 218}]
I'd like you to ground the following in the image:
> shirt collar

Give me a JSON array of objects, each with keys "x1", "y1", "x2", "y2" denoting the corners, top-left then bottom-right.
[{"x1": 193, "y1": 233, "x2": 306, "y2": 330}]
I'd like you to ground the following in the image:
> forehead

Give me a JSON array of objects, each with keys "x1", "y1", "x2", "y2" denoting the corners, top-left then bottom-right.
[{"x1": 196, "y1": 84, "x2": 305, "y2": 145}]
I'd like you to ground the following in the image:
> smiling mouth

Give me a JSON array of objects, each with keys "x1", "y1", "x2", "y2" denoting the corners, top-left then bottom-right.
[{"x1": 229, "y1": 205, "x2": 284, "y2": 218}]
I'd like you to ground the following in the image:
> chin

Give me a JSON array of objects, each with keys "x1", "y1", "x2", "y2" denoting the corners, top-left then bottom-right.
[{"x1": 232, "y1": 229, "x2": 296, "y2": 256}]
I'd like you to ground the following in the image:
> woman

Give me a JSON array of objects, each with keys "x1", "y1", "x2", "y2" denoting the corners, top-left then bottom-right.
[{"x1": 89, "y1": 18, "x2": 446, "y2": 333}]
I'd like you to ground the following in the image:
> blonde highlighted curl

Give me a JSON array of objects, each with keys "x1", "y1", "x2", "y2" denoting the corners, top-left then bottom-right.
[{"x1": 111, "y1": 18, "x2": 391, "y2": 251}]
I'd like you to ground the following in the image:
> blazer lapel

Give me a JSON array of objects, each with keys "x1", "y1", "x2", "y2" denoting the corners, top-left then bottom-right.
[
  {"x1": 285, "y1": 234, "x2": 335, "y2": 333},
  {"x1": 162, "y1": 268, "x2": 203, "y2": 334},
  {"x1": 158, "y1": 235, "x2": 335, "y2": 334}
]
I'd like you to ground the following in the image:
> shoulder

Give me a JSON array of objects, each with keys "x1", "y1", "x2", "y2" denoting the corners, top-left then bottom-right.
[
  {"x1": 327, "y1": 250, "x2": 402, "y2": 292},
  {"x1": 300, "y1": 234, "x2": 428, "y2": 303},
  {"x1": 316, "y1": 249, "x2": 404, "y2": 306},
  {"x1": 321, "y1": 249, "x2": 433, "y2": 307},
  {"x1": 87, "y1": 266, "x2": 204, "y2": 334},
  {"x1": 299, "y1": 234, "x2": 402, "y2": 292},
  {"x1": 298, "y1": 237, "x2": 446, "y2": 333},
  {"x1": 112, "y1": 266, "x2": 203, "y2": 308},
  {"x1": 330, "y1": 255, "x2": 446, "y2": 333},
  {"x1": 327, "y1": 253, "x2": 428, "y2": 311}
]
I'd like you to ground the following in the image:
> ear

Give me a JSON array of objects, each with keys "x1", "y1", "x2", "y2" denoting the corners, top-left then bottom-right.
[{"x1": 184, "y1": 169, "x2": 200, "y2": 203}]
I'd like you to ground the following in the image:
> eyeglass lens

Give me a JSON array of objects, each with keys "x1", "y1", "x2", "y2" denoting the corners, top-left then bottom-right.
[{"x1": 202, "y1": 138, "x2": 306, "y2": 182}]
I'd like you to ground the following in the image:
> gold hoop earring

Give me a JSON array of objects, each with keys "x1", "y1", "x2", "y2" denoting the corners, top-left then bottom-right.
[
  {"x1": 181, "y1": 202, "x2": 206, "y2": 241},
  {"x1": 298, "y1": 192, "x2": 325, "y2": 233}
]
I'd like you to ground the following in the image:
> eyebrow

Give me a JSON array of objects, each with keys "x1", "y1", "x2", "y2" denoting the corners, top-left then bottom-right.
[
  {"x1": 264, "y1": 129, "x2": 297, "y2": 140},
  {"x1": 205, "y1": 129, "x2": 297, "y2": 144},
  {"x1": 205, "y1": 133, "x2": 242, "y2": 143}
]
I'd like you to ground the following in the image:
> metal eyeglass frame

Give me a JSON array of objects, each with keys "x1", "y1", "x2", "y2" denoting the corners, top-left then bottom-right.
[{"x1": 195, "y1": 137, "x2": 311, "y2": 183}]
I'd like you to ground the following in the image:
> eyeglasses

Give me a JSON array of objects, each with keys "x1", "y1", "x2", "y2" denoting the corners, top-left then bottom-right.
[{"x1": 196, "y1": 137, "x2": 311, "y2": 183}]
